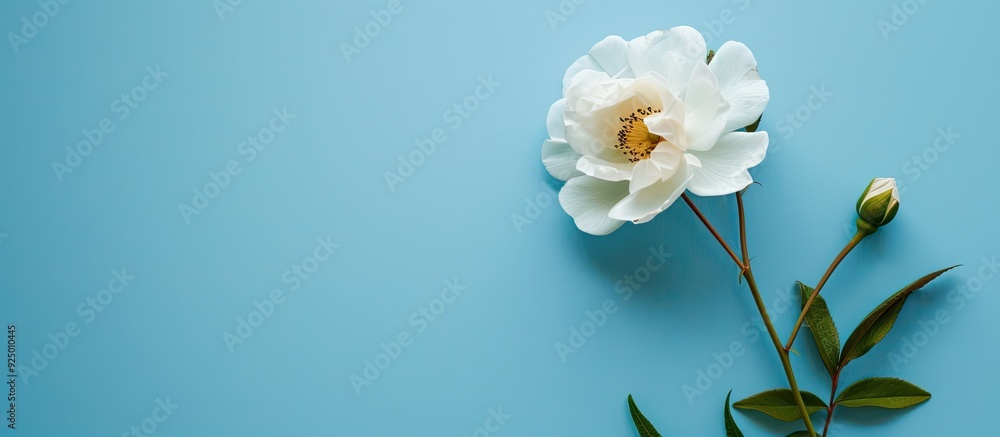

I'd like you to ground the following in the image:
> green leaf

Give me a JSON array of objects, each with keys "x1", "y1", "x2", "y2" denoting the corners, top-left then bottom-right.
[
  {"x1": 724, "y1": 391, "x2": 744, "y2": 437},
  {"x1": 786, "y1": 432, "x2": 812, "y2": 437},
  {"x1": 798, "y1": 282, "x2": 840, "y2": 378},
  {"x1": 835, "y1": 377, "x2": 931, "y2": 409},
  {"x1": 839, "y1": 266, "x2": 958, "y2": 366},
  {"x1": 628, "y1": 394, "x2": 662, "y2": 437},
  {"x1": 733, "y1": 389, "x2": 827, "y2": 422}
]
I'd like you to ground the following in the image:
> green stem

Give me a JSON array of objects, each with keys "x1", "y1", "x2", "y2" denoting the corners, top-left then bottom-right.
[
  {"x1": 822, "y1": 368, "x2": 842, "y2": 437},
  {"x1": 784, "y1": 230, "x2": 867, "y2": 352},
  {"x1": 737, "y1": 192, "x2": 817, "y2": 436},
  {"x1": 684, "y1": 192, "x2": 817, "y2": 436},
  {"x1": 743, "y1": 267, "x2": 818, "y2": 437},
  {"x1": 681, "y1": 194, "x2": 745, "y2": 271}
]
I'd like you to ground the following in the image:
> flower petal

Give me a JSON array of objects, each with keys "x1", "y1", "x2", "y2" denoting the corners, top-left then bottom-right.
[
  {"x1": 558, "y1": 176, "x2": 630, "y2": 236},
  {"x1": 563, "y1": 36, "x2": 633, "y2": 95},
  {"x1": 576, "y1": 155, "x2": 633, "y2": 182},
  {"x1": 650, "y1": 142, "x2": 683, "y2": 176},
  {"x1": 564, "y1": 69, "x2": 614, "y2": 107},
  {"x1": 627, "y1": 144, "x2": 683, "y2": 193},
  {"x1": 708, "y1": 41, "x2": 769, "y2": 133},
  {"x1": 608, "y1": 161, "x2": 693, "y2": 223},
  {"x1": 629, "y1": 159, "x2": 660, "y2": 193},
  {"x1": 686, "y1": 131, "x2": 768, "y2": 196},
  {"x1": 627, "y1": 27, "x2": 707, "y2": 98},
  {"x1": 563, "y1": 72, "x2": 622, "y2": 157},
  {"x1": 683, "y1": 62, "x2": 730, "y2": 152},
  {"x1": 687, "y1": 168, "x2": 753, "y2": 197},
  {"x1": 644, "y1": 112, "x2": 688, "y2": 150},
  {"x1": 542, "y1": 140, "x2": 583, "y2": 181},
  {"x1": 547, "y1": 99, "x2": 568, "y2": 141},
  {"x1": 695, "y1": 131, "x2": 769, "y2": 174}
]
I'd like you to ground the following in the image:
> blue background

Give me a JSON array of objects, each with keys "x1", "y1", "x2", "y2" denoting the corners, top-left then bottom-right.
[{"x1": 1, "y1": 1, "x2": 997, "y2": 435}]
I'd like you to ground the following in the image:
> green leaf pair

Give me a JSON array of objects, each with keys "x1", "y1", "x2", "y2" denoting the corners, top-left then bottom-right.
[
  {"x1": 799, "y1": 265, "x2": 957, "y2": 377},
  {"x1": 732, "y1": 379, "x2": 930, "y2": 433},
  {"x1": 799, "y1": 266, "x2": 955, "y2": 373},
  {"x1": 732, "y1": 377, "x2": 930, "y2": 418},
  {"x1": 627, "y1": 392, "x2": 749, "y2": 437}
]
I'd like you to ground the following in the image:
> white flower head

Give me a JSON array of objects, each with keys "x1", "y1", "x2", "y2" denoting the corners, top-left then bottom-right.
[{"x1": 542, "y1": 27, "x2": 770, "y2": 235}]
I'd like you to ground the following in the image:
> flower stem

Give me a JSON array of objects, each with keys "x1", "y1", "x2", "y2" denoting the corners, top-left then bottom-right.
[
  {"x1": 736, "y1": 191, "x2": 749, "y2": 263},
  {"x1": 736, "y1": 192, "x2": 818, "y2": 437},
  {"x1": 681, "y1": 194, "x2": 745, "y2": 271},
  {"x1": 784, "y1": 230, "x2": 866, "y2": 352},
  {"x1": 684, "y1": 192, "x2": 817, "y2": 436},
  {"x1": 822, "y1": 368, "x2": 842, "y2": 437},
  {"x1": 743, "y1": 267, "x2": 818, "y2": 436}
]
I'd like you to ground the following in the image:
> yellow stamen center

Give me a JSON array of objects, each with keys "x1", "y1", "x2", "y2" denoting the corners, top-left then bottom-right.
[{"x1": 615, "y1": 107, "x2": 663, "y2": 162}]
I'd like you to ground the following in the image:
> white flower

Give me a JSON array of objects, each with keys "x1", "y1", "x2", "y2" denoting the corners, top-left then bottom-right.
[
  {"x1": 856, "y1": 177, "x2": 900, "y2": 228},
  {"x1": 542, "y1": 27, "x2": 770, "y2": 235}
]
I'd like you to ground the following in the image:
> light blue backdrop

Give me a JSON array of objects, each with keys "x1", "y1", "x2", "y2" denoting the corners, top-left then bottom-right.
[{"x1": 1, "y1": 1, "x2": 996, "y2": 435}]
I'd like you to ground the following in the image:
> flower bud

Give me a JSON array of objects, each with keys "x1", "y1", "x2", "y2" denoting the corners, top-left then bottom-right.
[{"x1": 856, "y1": 177, "x2": 900, "y2": 234}]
